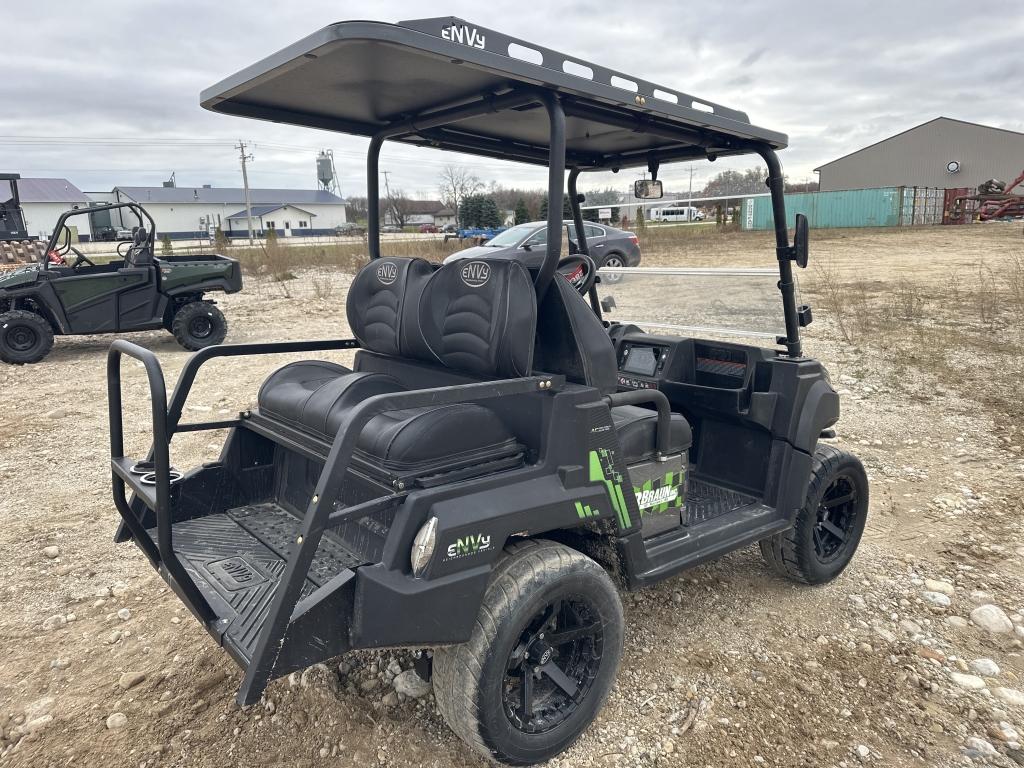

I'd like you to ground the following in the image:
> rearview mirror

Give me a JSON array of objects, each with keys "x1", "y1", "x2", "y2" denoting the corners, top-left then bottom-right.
[
  {"x1": 793, "y1": 213, "x2": 809, "y2": 268},
  {"x1": 634, "y1": 179, "x2": 663, "y2": 200}
]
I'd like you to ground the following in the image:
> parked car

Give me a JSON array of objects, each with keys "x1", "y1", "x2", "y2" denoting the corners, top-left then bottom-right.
[
  {"x1": 442, "y1": 219, "x2": 640, "y2": 281},
  {"x1": 381, "y1": 224, "x2": 402, "y2": 233},
  {"x1": 441, "y1": 223, "x2": 458, "y2": 233},
  {"x1": 418, "y1": 223, "x2": 439, "y2": 233},
  {"x1": 115, "y1": 226, "x2": 135, "y2": 241},
  {"x1": 334, "y1": 223, "x2": 366, "y2": 237}
]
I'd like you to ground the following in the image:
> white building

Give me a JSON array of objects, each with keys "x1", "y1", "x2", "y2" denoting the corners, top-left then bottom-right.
[
  {"x1": 96, "y1": 185, "x2": 347, "y2": 239},
  {"x1": 18, "y1": 178, "x2": 94, "y2": 241}
]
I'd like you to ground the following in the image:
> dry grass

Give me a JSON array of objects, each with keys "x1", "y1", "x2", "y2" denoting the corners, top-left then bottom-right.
[{"x1": 807, "y1": 247, "x2": 1024, "y2": 421}]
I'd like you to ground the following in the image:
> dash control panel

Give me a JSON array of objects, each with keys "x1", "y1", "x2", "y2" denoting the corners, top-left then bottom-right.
[{"x1": 617, "y1": 342, "x2": 669, "y2": 390}]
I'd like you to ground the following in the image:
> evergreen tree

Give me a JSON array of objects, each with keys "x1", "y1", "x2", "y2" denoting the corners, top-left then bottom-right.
[
  {"x1": 459, "y1": 194, "x2": 503, "y2": 228},
  {"x1": 514, "y1": 197, "x2": 530, "y2": 224},
  {"x1": 635, "y1": 207, "x2": 646, "y2": 231},
  {"x1": 478, "y1": 198, "x2": 502, "y2": 228}
]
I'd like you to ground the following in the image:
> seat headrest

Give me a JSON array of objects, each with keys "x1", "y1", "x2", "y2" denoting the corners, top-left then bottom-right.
[
  {"x1": 407, "y1": 259, "x2": 536, "y2": 378},
  {"x1": 133, "y1": 227, "x2": 148, "y2": 245},
  {"x1": 346, "y1": 257, "x2": 434, "y2": 355}
]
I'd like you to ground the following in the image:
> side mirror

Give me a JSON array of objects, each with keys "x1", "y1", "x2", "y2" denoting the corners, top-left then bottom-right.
[
  {"x1": 634, "y1": 179, "x2": 663, "y2": 200},
  {"x1": 793, "y1": 213, "x2": 809, "y2": 268}
]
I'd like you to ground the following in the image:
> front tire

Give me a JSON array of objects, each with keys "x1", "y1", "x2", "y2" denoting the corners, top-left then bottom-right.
[
  {"x1": 171, "y1": 301, "x2": 227, "y2": 351},
  {"x1": 760, "y1": 445, "x2": 869, "y2": 585},
  {"x1": 433, "y1": 540, "x2": 624, "y2": 765},
  {"x1": 0, "y1": 310, "x2": 54, "y2": 364}
]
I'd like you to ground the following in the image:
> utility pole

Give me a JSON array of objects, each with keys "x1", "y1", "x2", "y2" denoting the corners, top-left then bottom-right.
[
  {"x1": 236, "y1": 141, "x2": 255, "y2": 245},
  {"x1": 381, "y1": 170, "x2": 393, "y2": 226},
  {"x1": 687, "y1": 164, "x2": 694, "y2": 220}
]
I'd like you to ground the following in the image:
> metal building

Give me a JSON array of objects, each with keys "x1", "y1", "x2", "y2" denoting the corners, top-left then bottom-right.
[{"x1": 815, "y1": 117, "x2": 1024, "y2": 192}]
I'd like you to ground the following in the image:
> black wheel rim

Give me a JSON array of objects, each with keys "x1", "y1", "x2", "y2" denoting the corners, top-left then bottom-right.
[
  {"x1": 7, "y1": 325, "x2": 38, "y2": 352},
  {"x1": 188, "y1": 315, "x2": 213, "y2": 339},
  {"x1": 503, "y1": 596, "x2": 604, "y2": 734},
  {"x1": 813, "y1": 474, "x2": 859, "y2": 562}
]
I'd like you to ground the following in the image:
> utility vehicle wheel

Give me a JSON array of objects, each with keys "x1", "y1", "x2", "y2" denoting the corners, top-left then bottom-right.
[
  {"x1": 433, "y1": 540, "x2": 624, "y2": 766},
  {"x1": 171, "y1": 302, "x2": 227, "y2": 351},
  {"x1": 0, "y1": 311, "x2": 54, "y2": 364},
  {"x1": 760, "y1": 445, "x2": 869, "y2": 585},
  {"x1": 599, "y1": 253, "x2": 625, "y2": 283}
]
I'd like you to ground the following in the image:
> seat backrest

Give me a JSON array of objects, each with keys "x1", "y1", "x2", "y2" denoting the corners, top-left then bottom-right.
[
  {"x1": 126, "y1": 227, "x2": 154, "y2": 267},
  {"x1": 533, "y1": 274, "x2": 618, "y2": 394},
  {"x1": 346, "y1": 257, "x2": 434, "y2": 355},
  {"x1": 407, "y1": 259, "x2": 537, "y2": 378}
]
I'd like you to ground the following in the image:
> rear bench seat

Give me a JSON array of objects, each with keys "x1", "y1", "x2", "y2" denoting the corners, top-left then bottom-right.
[{"x1": 255, "y1": 257, "x2": 535, "y2": 479}]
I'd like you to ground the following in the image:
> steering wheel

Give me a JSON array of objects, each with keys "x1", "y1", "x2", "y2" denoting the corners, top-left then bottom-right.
[
  {"x1": 68, "y1": 247, "x2": 95, "y2": 270},
  {"x1": 556, "y1": 254, "x2": 598, "y2": 296}
]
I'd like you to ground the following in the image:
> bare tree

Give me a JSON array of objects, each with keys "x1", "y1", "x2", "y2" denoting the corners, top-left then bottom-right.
[
  {"x1": 438, "y1": 165, "x2": 483, "y2": 227},
  {"x1": 384, "y1": 189, "x2": 414, "y2": 228}
]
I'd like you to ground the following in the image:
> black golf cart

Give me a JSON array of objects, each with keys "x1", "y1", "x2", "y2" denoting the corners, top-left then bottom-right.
[
  {"x1": 0, "y1": 202, "x2": 241, "y2": 363},
  {"x1": 106, "y1": 18, "x2": 868, "y2": 765}
]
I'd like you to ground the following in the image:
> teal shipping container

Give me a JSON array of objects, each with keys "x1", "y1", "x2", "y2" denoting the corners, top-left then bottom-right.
[{"x1": 741, "y1": 186, "x2": 944, "y2": 230}]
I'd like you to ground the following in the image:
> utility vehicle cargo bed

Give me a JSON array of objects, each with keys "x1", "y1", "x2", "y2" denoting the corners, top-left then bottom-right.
[{"x1": 153, "y1": 502, "x2": 367, "y2": 664}]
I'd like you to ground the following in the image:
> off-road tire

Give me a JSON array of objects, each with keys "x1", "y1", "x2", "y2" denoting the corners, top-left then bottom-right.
[
  {"x1": 171, "y1": 301, "x2": 227, "y2": 351},
  {"x1": 0, "y1": 310, "x2": 54, "y2": 364},
  {"x1": 433, "y1": 539, "x2": 624, "y2": 765},
  {"x1": 759, "y1": 445, "x2": 869, "y2": 585}
]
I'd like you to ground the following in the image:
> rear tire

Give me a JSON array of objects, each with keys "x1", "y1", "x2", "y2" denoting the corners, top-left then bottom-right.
[
  {"x1": 433, "y1": 539, "x2": 624, "y2": 765},
  {"x1": 759, "y1": 445, "x2": 869, "y2": 585},
  {"x1": 0, "y1": 310, "x2": 54, "y2": 364},
  {"x1": 171, "y1": 301, "x2": 227, "y2": 351}
]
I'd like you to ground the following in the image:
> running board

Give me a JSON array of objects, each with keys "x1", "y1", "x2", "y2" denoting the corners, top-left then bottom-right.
[{"x1": 628, "y1": 502, "x2": 789, "y2": 588}]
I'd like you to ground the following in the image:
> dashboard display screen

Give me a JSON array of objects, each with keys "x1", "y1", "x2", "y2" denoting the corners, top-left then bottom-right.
[{"x1": 622, "y1": 346, "x2": 658, "y2": 376}]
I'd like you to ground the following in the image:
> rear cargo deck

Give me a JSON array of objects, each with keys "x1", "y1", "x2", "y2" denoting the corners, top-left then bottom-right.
[{"x1": 153, "y1": 503, "x2": 367, "y2": 664}]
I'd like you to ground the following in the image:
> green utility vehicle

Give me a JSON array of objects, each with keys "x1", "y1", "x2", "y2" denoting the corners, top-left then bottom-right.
[{"x1": 0, "y1": 203, "x2": 241, "y2": 363}]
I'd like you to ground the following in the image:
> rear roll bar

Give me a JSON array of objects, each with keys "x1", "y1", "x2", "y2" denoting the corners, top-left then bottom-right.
[
  {"x1": 107, "y1": 339, "x2": 215, "y2": 621},
  {"x1": 107, "y1": 338, "x2": 364, "y2": 621}
]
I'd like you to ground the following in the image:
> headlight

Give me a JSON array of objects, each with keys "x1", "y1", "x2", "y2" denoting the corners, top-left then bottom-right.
[{"x1": 410, "y1": 516, "x2": 438, "y2": 578}]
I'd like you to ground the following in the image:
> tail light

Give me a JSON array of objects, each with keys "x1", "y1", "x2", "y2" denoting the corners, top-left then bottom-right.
[{"x1": 628, "y1": 234, "x2": 638, "y2": 245}]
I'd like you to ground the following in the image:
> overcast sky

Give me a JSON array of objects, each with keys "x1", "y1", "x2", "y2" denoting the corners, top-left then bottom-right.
[{"x1": 2, "y1": 1, "x2": 1020, "y2": 200}]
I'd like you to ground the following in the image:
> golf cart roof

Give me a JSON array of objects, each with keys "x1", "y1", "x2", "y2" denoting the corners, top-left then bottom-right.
[{"x1": 201, "y1": 17, "x2": 787, "y2": 170}]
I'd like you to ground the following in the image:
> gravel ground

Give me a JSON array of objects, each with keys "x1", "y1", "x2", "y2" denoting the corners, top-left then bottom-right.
[{"x1": 1, "y1": 223, "x2": 1023, "y2": 767}]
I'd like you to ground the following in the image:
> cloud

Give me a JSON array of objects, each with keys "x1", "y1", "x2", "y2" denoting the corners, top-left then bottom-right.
[{"x1": 0, "y1": 0, "x2": 1020, "y2": 197}]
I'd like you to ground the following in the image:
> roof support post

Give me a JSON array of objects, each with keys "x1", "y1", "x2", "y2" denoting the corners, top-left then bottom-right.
[
  {"x1": 754, "y1": 144, "x2": 802, "y2": 358},
  {"x1": 534, "y1": 92, "x2": 566, "y2": 302},
  {"x1": 367, "y1": 136, "x2": 383, "y2": 261}
]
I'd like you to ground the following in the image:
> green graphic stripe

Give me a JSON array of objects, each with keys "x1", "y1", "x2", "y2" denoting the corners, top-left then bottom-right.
[
  {"x1": 574, "y1": 500, "x2": 600, "y2": 519},
  {"x1": 589, "y1": 450, "x2": 631, "y2": 529}
]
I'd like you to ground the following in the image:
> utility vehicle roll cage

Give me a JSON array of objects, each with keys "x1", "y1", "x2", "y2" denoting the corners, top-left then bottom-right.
[{"x1": 43, "y1": 202, "x2": 155, "y2": 269}]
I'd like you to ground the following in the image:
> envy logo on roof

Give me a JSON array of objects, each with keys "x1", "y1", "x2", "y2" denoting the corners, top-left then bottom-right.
[{"x1": 442, "y1": 23, "x2": 486, "y2": 50}]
